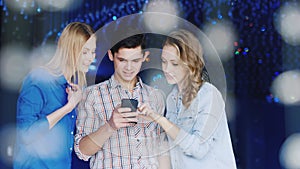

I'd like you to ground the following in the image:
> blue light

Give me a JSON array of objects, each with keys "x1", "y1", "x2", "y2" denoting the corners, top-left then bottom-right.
[
  {"x1": 212, "y1": 20, "x2": 217, "y2": 25},
  {"x1": 37, "y1": 7, "x2": 42, "y2": 13},
  {"x1": 152, "y1": 74, "x2": 162, "y2": 82},
  {"x1": 258, "y1": 59, "x2": 263, "y2": 64},
  {"x1": 218, "y1": 14, "x2": 223, "y2": 19},
  {"x1": 261, "y1": 27, "x2": 266, "y2": 32},
  {"x1": 274, "y1": 97, "x2": 280, "y2": 103},
  {"x1": 89, "y1": 65, "x2": 97, "y2": 71},
  {"x1": 112, "y1": 16, "x2": 117, "y2": 20}
]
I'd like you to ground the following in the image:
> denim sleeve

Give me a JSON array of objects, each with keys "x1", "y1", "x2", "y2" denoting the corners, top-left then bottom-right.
[
  {"x1": 16, "y1": 85, "x2": 49, "y2": 144},
  {"x1": 173, "y1": 87, "x2": 224, "y2": 159}
]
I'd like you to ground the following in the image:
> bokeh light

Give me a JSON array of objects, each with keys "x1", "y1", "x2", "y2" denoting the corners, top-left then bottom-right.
[
  {"x1": 143, "y1": 0, "x2": 179, "y2": 34},
  {"x1": 0, "y1": 45, "x2": 31, "y2": 91},
  {"x1": 203, "y1": 20, "x2": 237, "y2": 62},
  {"x1": 29, "y1": 44, "x2": 55, "y2": 70},
  {"x1": 4, "y1": 0, "x2": 34, "y2": 14},
  {"x1": 274, "y1": 2, "x2": 300, "y2": 46},
  {"x1": 37, "y1": 0, "x2": 83, "y2": 12},
  {"x1": 4, "y1": 0, "x2": 83, "y2": 13},
  {"x1": 271, "y1": 70, "x2": 300, "y2": 105},
  {"x1": 279, "y1": 133, "x2": 300, "y2": 169},
  {"x1": 0, "y1": 124, "x2": 16, "y2": 167}
]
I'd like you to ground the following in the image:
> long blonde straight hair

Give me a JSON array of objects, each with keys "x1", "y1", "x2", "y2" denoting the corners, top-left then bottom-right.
[
  {"x1": 45, "y1": 22, "x2": 95, "y2": 87},
  {"x1": 164, "y1": 29, "x2": 205, "y2": 108}
]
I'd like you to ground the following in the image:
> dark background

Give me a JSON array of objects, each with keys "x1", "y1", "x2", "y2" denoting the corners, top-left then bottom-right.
[{"x1": 1, "y1": 0, "x2": 300, "y2": 169}]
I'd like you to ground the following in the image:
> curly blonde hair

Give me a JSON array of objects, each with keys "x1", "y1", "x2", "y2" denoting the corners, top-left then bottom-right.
[{"x1": 164, "y1": 29, "x2": 205, "y2": 108}]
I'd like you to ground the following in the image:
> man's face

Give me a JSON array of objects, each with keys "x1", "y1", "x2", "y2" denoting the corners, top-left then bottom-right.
[{"x1": 108, "y1": 46, "x2": 147, "y2": 86}]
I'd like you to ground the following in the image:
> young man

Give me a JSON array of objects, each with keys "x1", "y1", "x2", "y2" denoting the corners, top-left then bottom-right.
[{"x1": 74, "y1": 34, "x2": 170, "y2": 169}]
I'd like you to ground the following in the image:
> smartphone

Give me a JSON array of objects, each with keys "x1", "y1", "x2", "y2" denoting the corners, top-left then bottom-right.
[
  {"x1": 121, "y1": 99, "x2": 138, "y2": 124},
  {"x1": 121, "y1": 99, "x2": 138, "y2": 111}
]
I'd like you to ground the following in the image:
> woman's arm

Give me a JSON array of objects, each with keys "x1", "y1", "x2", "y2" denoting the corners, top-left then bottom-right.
[
  {"x1": 139, "y1": 85, "x2": 225, "y2": 160},
  {"x1": 47, "y1": 83, "x2": 82, "y2": 129}
]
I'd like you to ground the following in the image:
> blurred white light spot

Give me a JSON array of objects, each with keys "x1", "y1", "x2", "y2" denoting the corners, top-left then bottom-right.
[
  {"x1": 0, "y1": 45, "x2": 30, "y2": 91},
  {"x1": 37, "y1": 0, "x2": 82, "y2": 12},
  {"x1": 274, "y1": 3, "x2": 300, "y2": 46},
  {"x1": 4, "y1": 0, "x2": 35, "y2": 14},
  {"x1": 143, "y1": 0, "x2": 179, "y2": 33},
  {"x1": 279, "y1": 133, "x2": 300, "y2": 169},
  {"x1": 29, "y1": 44, "x2": 55, "y2": 70},
  {"x1": 271, "y1": 70, "x2": 300, "y2": 105},
  {"x1": 0, "y1": 124, "x2": 16, "y2": 166},
  {"x1": 203, "y1": 20, "x2": 237, "y2": 61},
  {"x1": 4, "y1": 0, "x2": 82, "y2": 13}
]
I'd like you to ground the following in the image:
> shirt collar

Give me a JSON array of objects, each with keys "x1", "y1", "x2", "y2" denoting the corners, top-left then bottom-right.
[
  {"x1": 170, "y1": 85, "x2": 182, "y2": 101},
  {"x1": 57, "y1": 75, "x2": 68, "y2": 86},
  {"x1": 109, "y1": 74, "x2": 144, "y2": 89}
]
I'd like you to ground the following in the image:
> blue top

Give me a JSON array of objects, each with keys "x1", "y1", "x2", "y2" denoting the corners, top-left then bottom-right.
[
  {"x1": 13, "y1": 67, "x2": 76, "y2": 169},
  {"x1": 166, "y1": 82, "x2": 236, "y2": 169}
]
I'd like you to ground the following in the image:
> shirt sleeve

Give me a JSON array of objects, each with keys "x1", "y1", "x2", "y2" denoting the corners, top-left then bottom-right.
[
  {"x1": 173, "y1": 86, "x2": 225, "y2": 159},
  {"x1": 16, "y1": 85, "x2": 50, "y2": 145},
  {"x1": 74, "y1": 87, "x2": 99, "y2": 161}
]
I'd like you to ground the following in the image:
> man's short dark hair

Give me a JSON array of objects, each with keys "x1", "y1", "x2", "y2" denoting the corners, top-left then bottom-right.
[{"x1": 110, "y1": 34, "x2": 145, "y2": 55}]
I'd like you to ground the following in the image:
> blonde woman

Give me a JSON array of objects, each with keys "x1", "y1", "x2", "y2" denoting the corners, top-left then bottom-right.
[
  {"x1": 139, "y1": 29, "x2": 237, "y2": 169},
  {"x1": 13, "y1": 22, "x2": 96, "y2": 169}
]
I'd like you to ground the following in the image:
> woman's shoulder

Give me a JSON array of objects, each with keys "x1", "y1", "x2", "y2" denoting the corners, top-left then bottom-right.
[
  {"x1": 199, "y1": 82, "x2": 217, "y2": 93},
  {"x1": 24, "y1": 67, "x2": 56, "y2": 86},
  {"x1": 197, "y1": 82, "x2": 223, "y2": 98}
]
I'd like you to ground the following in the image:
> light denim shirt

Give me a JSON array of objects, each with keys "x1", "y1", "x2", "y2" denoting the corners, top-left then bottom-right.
[
  {"x1": 166, "y1": 82, "x2": 236, "y2": 169},
  {"x1": 14, "y1": 67, "x2": 76, "y2": 169}
]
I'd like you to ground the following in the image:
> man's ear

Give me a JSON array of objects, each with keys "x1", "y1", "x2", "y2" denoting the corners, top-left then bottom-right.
[
  {"x1": 108, "y1": 50, "x2": 114, "y2": 61},
  {"x1": 142, "y1": 51, "x2": 150, "y2": 62}
]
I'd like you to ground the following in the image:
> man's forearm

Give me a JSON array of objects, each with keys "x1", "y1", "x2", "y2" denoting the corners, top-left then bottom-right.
[{"x1": 79, "y1": 123, "x2": 116, "y2": 156}]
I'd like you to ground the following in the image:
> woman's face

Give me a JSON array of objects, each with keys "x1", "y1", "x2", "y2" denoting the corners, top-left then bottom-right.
[
  {"x1": 161, "y1": 45, "x2": 188, "y2": 86},
  {"x1": 79, "y1": 36, "x2": 96, "y2": 72}
]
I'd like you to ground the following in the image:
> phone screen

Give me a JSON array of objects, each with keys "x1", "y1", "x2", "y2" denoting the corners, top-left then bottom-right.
[{"x1": 121, "y1": 99, "x2": 138, "y2": 111}]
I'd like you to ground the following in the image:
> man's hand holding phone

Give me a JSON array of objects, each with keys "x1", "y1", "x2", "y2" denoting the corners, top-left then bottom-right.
[{"x1": 107, "y1": 99, "x2": 139, "y2": 130}]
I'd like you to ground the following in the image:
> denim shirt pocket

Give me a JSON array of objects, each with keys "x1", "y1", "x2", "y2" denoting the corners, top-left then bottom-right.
[{"x1": 177, "y1": 109, "x2": 197, "y2": 131}]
